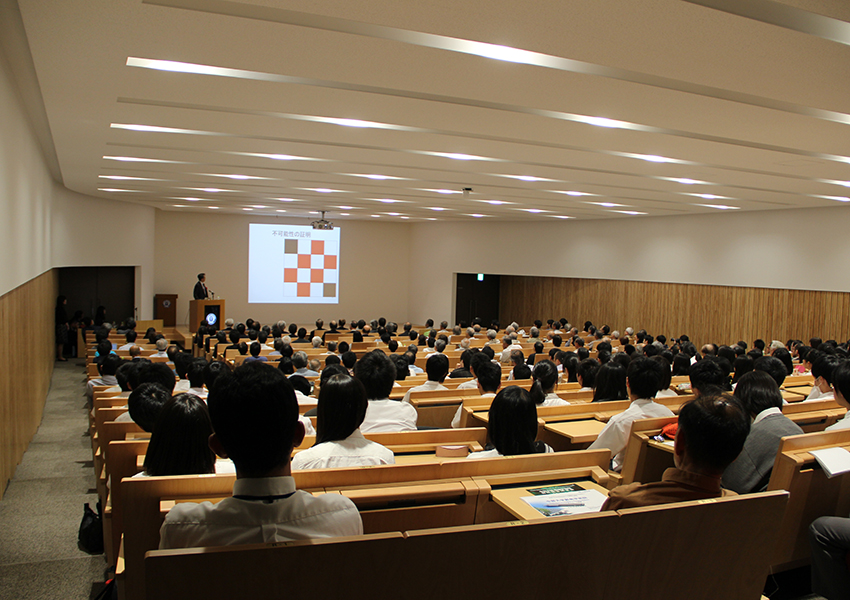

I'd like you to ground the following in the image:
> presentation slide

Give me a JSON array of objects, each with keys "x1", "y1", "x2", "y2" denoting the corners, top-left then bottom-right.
[{"x1": 248, "y1": 224, "x2": 340, "y2": 304}]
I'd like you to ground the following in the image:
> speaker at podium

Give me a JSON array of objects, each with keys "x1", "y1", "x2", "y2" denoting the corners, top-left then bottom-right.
[{"x1": 189, "y1": 299, "x2": 226, "y2": 332}]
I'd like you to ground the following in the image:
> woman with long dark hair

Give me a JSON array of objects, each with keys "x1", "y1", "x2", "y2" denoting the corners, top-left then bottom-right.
[
  {"x1": 468, "y1": 386, "x2": 553, "y2": 458},
  {"x1": 292, "y1": 374, "x2": 394, "y2": 470}
]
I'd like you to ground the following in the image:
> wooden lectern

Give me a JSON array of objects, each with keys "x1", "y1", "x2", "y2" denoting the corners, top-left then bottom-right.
[
  {"x1": 154, "y1": 294, "x2": 178, "y2": 327},
  {"x1": 189, "y1": 299, "x2": 226, "y2": 333}
]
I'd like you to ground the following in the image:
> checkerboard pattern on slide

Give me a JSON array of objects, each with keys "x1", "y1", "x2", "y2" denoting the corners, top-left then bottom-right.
[{"x1": 283, "y1": 239, "x2": 338, "y2": 299}]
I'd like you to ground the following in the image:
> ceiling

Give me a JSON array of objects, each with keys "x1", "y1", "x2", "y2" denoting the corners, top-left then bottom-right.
[{"x1": 15, "y1": 0, "x2": 850, "y2": 223}]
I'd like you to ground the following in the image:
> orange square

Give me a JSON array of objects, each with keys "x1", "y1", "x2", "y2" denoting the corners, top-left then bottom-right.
[
  {"x1": 284, "y1": 268, "x2": 297, "y2": 283},
  {"x1": 312, "y1": 240, "x2": 324, "y2": 254},
  {"x1": 310, "y1": 269, "x2": 324, "y2": 283},
  {"x1": 297, "y1": 283, "x2": 311, "y2": 297},
  {"x1": 298, "y1": 254, "x2": 311, "y2": 268},
  {"x1": 324, "y1": 255, "x2": 337, "y2": 269}
]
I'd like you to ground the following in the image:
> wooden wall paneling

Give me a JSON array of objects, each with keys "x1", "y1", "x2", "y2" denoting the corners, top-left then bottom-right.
[
  {"x1": 0, "y1": 270, "x2": 55, "y2": 498},
  {"x1": 500, "y1": 276, "x2": 850, "y2": 349}
]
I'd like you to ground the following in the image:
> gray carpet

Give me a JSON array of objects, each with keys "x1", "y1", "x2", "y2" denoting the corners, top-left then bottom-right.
[{"x1": 0, "y1": 359, "x2": 107, "y2": 599}]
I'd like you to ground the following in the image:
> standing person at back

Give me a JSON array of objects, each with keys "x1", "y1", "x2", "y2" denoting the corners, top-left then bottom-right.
[
  {"x1": 159, "y1": 362, "x2": 362, "y2": 549},
  {"x1": 588, "y1": 357, "x2": 674, "y2": 472}
]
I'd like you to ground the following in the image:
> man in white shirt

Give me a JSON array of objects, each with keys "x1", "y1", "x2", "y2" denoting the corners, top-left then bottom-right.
[
  {"x1": 159, "y1": 362, "x2": 362, "y2": 549},
  {"x1": 588, "y1": 357, "x2": 675, "y2": 472},
  {"x1": 186, "y1": 357, "x2": 209, "y2": 399},
  {"x1": 452, "y1": 360, "x2": 501, "y2": 428},
  {"x1": 804, "y1": 354, "x2": 841, "y2": 403},
  {"x1": 826, "y1": 362, "x2": 850, "y2": 431},
  {"x1": 357, "y1": 350, "x2": 417, "y2": 433},
  {"x1": 150, "y1": 338, "x2": 169, "y2": 357},
  {"x1": 117, "y1": 330, "x2": 138, "y2": 351},
  {"x1": 403, "y1": 354, "x2": 450, "y2": 403},
  {"x1": 85, "y1": 354, "x2": 123, "y2": 400}
]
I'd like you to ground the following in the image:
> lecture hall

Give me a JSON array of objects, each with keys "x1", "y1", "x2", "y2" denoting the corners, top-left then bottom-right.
[{"x1": 2, "y1": 1, "x2": 850, "y2": 599}]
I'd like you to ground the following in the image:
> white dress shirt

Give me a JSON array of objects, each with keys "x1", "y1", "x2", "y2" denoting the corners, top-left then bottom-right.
[
  {"x1": 451, "y1": 392, "x2": 496, "y2": 428},
  {"x1": 826, "y1": 412, "x2": 850, "y2": 432},
  {"x1": 457, "y1": 379, "x2": 479, "y2": 390},
  {"x1": 86, "y1": 375, "x2": 118, "y2": 399},
  {"x1": 539, "y1": 392, "x2": 568, "y2": 407},
  {"x1": 158, "y1": 476, "x2": 363, "y2": 549},
  {"x1": 588, "y1": 398, "x2": 675, "y2": 472},
  {"x1": 468, "y1": 443, "x2": 553, "y2": 459},
  {"x1": 292, "y1": 429, "x2": 394, "y2": 470},
  {"x1": 803, "y1": 390, "x2": 833, "y2": 403},
  {"x1": 174, "y1": 379, "x2": 190, "y2": 392},
  {"x1": 655, "y1": 388, "x2": 678, "y2": 398},
  {"x1": 402, "y1": 380, "x2": 448, "y2": 403},
  {"x1": 360, "y1": 399, "x2": 418, "y2": 433}
]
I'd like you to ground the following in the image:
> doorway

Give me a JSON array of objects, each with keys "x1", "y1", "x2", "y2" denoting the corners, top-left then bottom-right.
[
  {"x1": 455, "y1": 273, "x2": 500, "y2": 328},
  {"x1": 58, "y1": 267, "x2": 136, "y2": 326}
]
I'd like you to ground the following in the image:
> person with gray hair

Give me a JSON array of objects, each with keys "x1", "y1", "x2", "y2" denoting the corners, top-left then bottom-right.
[
  {"x1": 527, "y1": 327, "x2": 541, "y2": 344},
  {"x1": 611, "y1": 330, "x2": 620, "y2": 340},
  {"x1": 485, "y1": 329, "x2": 499, "y2": 345},
  {"x1": 292, "y1": 351, "x2": 319, "y2": 377},
  {"x1": 459, "y1": 338, "x2": 471, "y2": 350},
  {"x1": 151, "y1": 338, "x2": 169, "y2": 357},
  {"x1": 311, "y1": 336, "x2": 323, "y2": 348},
  {"x1": 224, "y1": 318, "x2": 235, "y2": 330},
  {"x1": 466, "y1": 327, "x2": 475, "y2": 338},
  {"x1": 625, "y1": 327, "x2": 634, "y2": 336},
  {"x1": 768, "y1": 340, "x2": 785, "y2": 355}
]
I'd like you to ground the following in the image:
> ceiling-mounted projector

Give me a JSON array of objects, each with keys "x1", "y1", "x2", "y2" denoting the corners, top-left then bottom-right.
[{"x1": 311, "y1": 211, "x2": 334, "y2": 230}]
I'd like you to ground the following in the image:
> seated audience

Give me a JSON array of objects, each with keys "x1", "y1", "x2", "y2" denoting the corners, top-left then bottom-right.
[
  {"x1": 689, "y1": 358, "x2": 729, "y2": 395},
  {"x1": 826, "y1": 361, "x2": 850, "y2": 431},
  {"x1": 452, "y1": 361, "x2": 502, "y2": 428},
  {"x1": 118, "y1": 382, "x2": 171, "y2": 431},
  {"x1": 722, "y1": 371, "x2": 803, "y2": 494},
  {"x1": 589, "y1": 357, "x2": 675, "y2": 472},
  {"x1": 292, "y1": 351, "x2": 319, "y2": 377},
  {"x1": 151, "y1": 338, "x2": 169, "y2": 357},
  {"x1": 602, "y1": 393, "x2": 750, "y2": 510},
  {"x1": 810, "y1": 515, "x2": 850, "y2": 600},
  {"x1": 140, "y1": 393, "x2": 226, "y2": 476},
  {"x1": 402, "y1": 354, "x2": 449, "y2": 403},
  {"x1": 159, "y1": 362, "x2": 362, "y2": 548},
  {"x1": 292, "y1": 375, "x2": 394, "y2": 470},
  {"x1": 356, "y1": 350, "x2": 418, "y2": 433},
  {"x1": 468, "y1": 386, "x2": 553, "y2": 458},
  {"x1": 530, "y1": 360, "x2": 568, "y2": 407},
  {"x1": 85, "y1": 353, "x2": 123, "y2": 400},
  {"x1": 243, "y1": 342, "x2": 267, "y2": 363},
  {"x1": 805, "y1": 354, "x2": 841, "y2": 402},
  {"x1": 592, "y1": 362, "x2": 628, "y2": 402},
  {"x1": 576, "y1": 358, "x2": 599, "y2": 392},
  {"x1": 118, "y1": 330, "x2": 138, "y2": 351},
  {"x1": 187, "y1": 358, "x2": 208, "y2": 398}
]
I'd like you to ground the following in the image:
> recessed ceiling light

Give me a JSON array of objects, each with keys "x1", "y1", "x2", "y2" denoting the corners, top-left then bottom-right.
[
  {"x1": 239, "y1": 152, "x2": 323, "y2": 161},
  {"x1": 201, "y1": 173, "x2": 272, "y2": 180},
  {"x1": 182, "y1": 187, "x2": 237, "y2": 193},
  {"x1": 812, "y1": 195, "x2": 850, "y2": 202},
  {"x1": 274, "y1": 198, "x2": 300, "y2": 202},
  {"x1": 372, "y1": 199, "x2": 402, "y2": 204},
  {"x1": 103, "y1": 156, "x2": 183, "y2": 163},
  {"x1": 466, "y1": 214, "x2": 489, "y2": 218},
  {"x1": 683, "y1": 193, "x2": 729, "y2": 200},
  {"x1": 251, "y1": 205, "x2": 268, "y2": 209},
  {"x1": 345, "y1": 173, "x2": 409, "y2": 180},
  {"x1": 418, "y1": 188, "x2": 462, "y2": 195},
  {"x1": 308, "y1": 211, "x2": 320, "y2": 215},
  {"x1": 612, "y1": 210, "x2": 647, "y2": 215},
  {"x1": 550, "y1": 190, "x2": 594, "y2": 197},
  {"x1": 208, "y1": 206, "x2": 220, "y2": 210},
  {"x1": 400, "y1": 216, "x2": 409, "y2": 219},
  {"x1": 422, "y1": 151, "x2": 498, "y2": 161},
  {"x1": 276, "y1": 209, "x2": 286, "y2": 213},
  {"x1": 551, "y1": 215, "x2": 574, "y2": 219},
  {"x1": 588, "y1": 202, "x2": 626, "y2": 208},
  {"x1": 518, "y1": 208, "x2": 548, "y2": 213},
  {"x1": 110, "y1": 123, "x2": 199, "y2": 134},
  {"x1": 385, "y1": 212, "x2": 402, "y2": 216},
  {"x1": 98, "y1": 175, "x2": 162, "y2": 181},
  {"x1": 823, "y1": 179, "x2": 850, "y2": 188},
  {"x1": 242, "y1": 208, "x2": 253, "y2": 211},
  {"x1": 371, "y1": 214, "x2": 381, "y2": 218},
  {"x1": 662, "y1": 177, "x2": 711, "y2": 185},
  {"x1": 97, "y1": 188, "x2": 146, "y2": 192},
  {"x1": 337, "y1": 205, "x2": 355, "y2": 209},
  {"x1": 571, "y1": 115, "x2": 631, "y2": 129},
  {"x1": 299, "y1": 188, "x2": 347, "y2": 193},
  {"x1": 695, "y1": 204, "x2": 740, "y2": 210},
  {"x1": 173, "y1": 204, "x2": 187, "y2": 208},
  {"x1": 428, "y1": 207, "x2": 449, "y2": 211},
  {"x1": 495, "y1": 175, "x2": 556, "y2": 182},
  {"x1": 426, "y1": 218, "x2": 438, "y2": 221},
  {"x1": 316, "y1": 117, "x2": 394, "y2": 129},
  {"x1": 478, "y1": 200, "x2": 513, "y2": 205},
  {"x1": 621, "y1": 153, "x2": 687, "y2": 164},
  {"x1": 340, "y1": 213, "x2": 350, "y2": 216}
]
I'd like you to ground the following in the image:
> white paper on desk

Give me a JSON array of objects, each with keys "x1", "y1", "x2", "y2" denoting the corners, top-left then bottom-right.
[
  {"x1": 521, "y1": 489, "x2": 608, "y2": 517},
  {"x1": 810, "y1": 447, "x2": 850, "y2": 479}
]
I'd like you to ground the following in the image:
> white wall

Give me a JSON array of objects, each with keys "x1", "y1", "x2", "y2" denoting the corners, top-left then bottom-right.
[
  {"x1": 0, "y1": 40, "x2": 156, "y2": 315},
  {"x1": 407, "y1": 206, "x2": 850, "y2": 324},
  {"x1": 153, "y1": 210, "x2": 411, "y2": 327}
]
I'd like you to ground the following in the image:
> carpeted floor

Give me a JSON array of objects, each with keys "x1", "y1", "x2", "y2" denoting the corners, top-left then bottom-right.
[{"x1": 0, "y1": 359, "x2": 108, "y2": 599}]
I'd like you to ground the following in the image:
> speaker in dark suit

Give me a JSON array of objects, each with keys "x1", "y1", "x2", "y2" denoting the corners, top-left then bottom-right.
[{"x1": 194, "y1": 273, "x2": 210, "y2": 300}]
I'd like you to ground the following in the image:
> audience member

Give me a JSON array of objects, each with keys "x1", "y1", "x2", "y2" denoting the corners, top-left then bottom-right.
[
  {"x1": 468, "y1": 386, "x2": 553, "y2": 459},
  {"x1": 356, "y1": 350, "x2": 417, "y2": 433}
]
